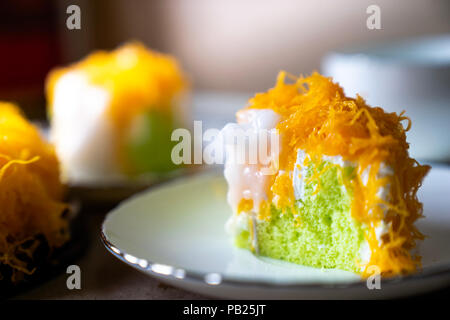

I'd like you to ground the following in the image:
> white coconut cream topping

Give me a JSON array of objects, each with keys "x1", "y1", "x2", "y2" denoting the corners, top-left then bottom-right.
[{"x1": 222, "y1": 108, "x2": 281, "y2": 213}]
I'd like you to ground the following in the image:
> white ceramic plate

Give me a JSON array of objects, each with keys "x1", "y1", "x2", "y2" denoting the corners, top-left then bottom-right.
[{"x1": 101, "y1": 166, "x2": 450, "y2": 299}]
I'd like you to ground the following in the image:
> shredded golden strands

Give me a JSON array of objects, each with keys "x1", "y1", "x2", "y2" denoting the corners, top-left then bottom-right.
[
  {"x1": 245, "y1": 71, "x2": 430, "y2": 276},
  {"x1": 0, "y1": 103, "x2": 69, "y2": 282}
]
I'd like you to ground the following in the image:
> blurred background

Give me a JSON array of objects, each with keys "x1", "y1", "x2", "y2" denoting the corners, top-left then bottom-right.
[{"x1": 0, "y1": 0, "x2": 449, "y2": 160}]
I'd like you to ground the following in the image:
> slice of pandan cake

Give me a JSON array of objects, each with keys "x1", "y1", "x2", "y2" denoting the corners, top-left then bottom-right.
[{"x1": 221, "y1": 71, "x2": 430, "y2": 276}]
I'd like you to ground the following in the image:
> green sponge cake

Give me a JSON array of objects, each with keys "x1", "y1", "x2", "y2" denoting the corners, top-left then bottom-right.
[
  {"x1": 233, "y1": 159, "x2": 363, "y2": 272},
  {"x1": 221, "y1": 71, "x2": 430, "y2": 277}
]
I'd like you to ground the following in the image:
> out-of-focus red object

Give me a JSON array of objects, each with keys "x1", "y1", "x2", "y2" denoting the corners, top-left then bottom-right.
[{"x1": 0, "y1": 0, "x2": 61, "y2": 118}]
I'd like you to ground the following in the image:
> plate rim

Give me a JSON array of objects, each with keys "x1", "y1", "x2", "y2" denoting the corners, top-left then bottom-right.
[{"x1": 101, "y1": 167, "x2": 450, "y2": 291}]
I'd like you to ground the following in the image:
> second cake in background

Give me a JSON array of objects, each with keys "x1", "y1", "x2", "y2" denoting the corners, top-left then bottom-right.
[{"x1": 46, "y1": 42, "x2": 189, "y2": 184}]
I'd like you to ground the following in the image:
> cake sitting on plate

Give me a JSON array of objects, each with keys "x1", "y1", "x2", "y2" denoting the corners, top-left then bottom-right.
[
  {"x1": 221, "y1": 71, "x2": 430, "y2": 276},
  {"x1": 46, "y1": 42, "x2": 189, "y2": 184}
]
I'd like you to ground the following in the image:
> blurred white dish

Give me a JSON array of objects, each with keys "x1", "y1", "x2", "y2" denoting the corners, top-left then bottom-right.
[
  {"x1": 322, "y1": 35, "x2": 450, "y2": 162},
  {"x1": 102, "y1": 166, "x2": 450, "y2": 299}
]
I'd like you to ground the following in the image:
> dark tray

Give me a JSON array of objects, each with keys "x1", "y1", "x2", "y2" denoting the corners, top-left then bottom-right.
[{"x1": 0, "y1": 211, "x2": 88, "y2": 300}]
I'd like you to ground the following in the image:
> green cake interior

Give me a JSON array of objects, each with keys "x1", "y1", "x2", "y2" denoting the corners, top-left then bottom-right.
[{"x1": 234, "y1": 160, "x2": 367, "y2": 272}]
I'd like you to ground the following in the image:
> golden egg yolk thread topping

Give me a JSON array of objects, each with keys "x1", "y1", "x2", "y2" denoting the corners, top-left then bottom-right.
[
  {"x1": 0, "y1": 103, "x2": 69, "y2": 282},
  {"x1": 241, "y1": 71, "x2": 430, "y2": 276}
]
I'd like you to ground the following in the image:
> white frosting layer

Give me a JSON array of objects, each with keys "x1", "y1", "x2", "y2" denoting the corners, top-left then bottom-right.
[
  {"x1": 222, "y1": 108, "x2": 280, "y2": 213},
  {"x1": 225, "y1": 211, "x2": 250, "y2": 236},
  {"x1": 359, "y1": 220, "x2": 390, "y2": 266},
  {"x1": 361, "y1": 163, "x2": 393, "y2": 201},
  {"x1": 51, "y1": 71, "x2": 121, "y2": 183}
]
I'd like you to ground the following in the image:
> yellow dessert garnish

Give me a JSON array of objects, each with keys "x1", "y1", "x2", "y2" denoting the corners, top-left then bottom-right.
[{"x1": 0, "y1": 102, "x2": 69, "y2": 282}]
